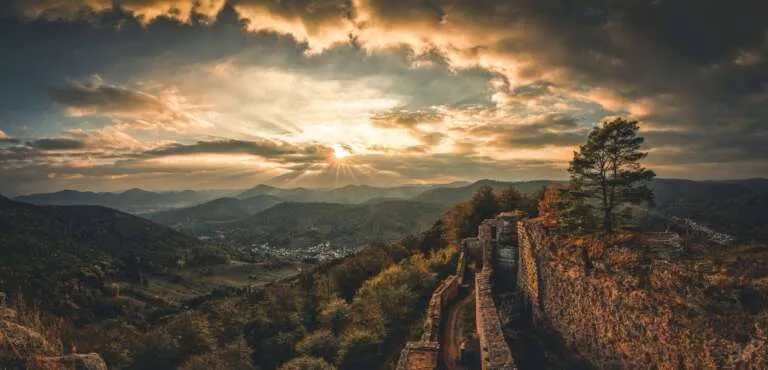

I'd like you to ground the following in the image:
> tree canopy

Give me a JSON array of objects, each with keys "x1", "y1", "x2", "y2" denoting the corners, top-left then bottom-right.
[{"x1": 568, "y1": 117, "x2": 655, "y2": 232}]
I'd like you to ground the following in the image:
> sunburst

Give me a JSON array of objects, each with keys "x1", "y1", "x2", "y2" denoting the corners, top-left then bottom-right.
[{"x1": 332, "y1": 144, "x2": 352, "y2": 160}]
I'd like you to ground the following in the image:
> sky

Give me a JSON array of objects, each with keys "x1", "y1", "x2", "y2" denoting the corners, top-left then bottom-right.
[{"x1": 0, "y1": 0, "x2": 766, "y2": 195}]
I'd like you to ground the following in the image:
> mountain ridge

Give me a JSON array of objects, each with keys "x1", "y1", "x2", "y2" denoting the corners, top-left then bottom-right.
[{"x1": 14, "y1": 188, "x2": 232, "y2": 214}]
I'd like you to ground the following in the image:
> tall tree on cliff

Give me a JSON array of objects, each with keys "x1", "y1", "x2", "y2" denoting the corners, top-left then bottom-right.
[{"x1": 568, "y1": 117, "x2": 656, "y2": 233}]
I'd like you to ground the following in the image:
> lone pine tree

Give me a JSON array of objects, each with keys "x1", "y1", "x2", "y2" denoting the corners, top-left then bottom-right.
[{"x1": 568, "y1": 117, "x2": 655, "y2": 233}]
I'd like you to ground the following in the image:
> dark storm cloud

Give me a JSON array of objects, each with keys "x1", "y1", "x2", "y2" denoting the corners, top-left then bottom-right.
[
  {"x1": 472, "y1": 114, "x2": 589, "y2": 149},
  {"x1": 144, "y1": 139, "x2": 333, "y2": 163},
  {"x1": 26, "y1": 138, "x2": 88, "y2": 150},
  {"x1": 51, "y1": 80, "x2": 167, "y2": 116},
  {"x1": 644, "y1": 129, "x2": 768, "y2": 165}
]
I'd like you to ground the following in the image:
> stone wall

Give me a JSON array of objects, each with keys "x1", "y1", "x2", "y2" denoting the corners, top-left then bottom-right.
[
  {"x1": 396, "y1": 249, "x2": 463, "y2": 370},
  {"x1": 397, "y1": 213, "x2": 521, "y2": 370},
  {"x1": 516, "y1": 220, "x2": 768, "y2": 369},
  {"x1": 475, "y1": 269, "x2": 517, "y2": 370},
  {"x1": 456, "y1": 246, "x2": 468, "y2": 284},
  {"x1": 516, "y1": 221, "x2": 547, "y2": 322},
  {"x1": 422, "y1": 274, "x2": 459, "y2": 342},
  {"x1": 395, "y1": 342, "x2": 439, "y2": 370},
  {"x1": 474, "y1": 215, "x2": 517, "y2": 370},
  {"x1": 494, "y1": 212, "x2": 521, "y2": 275}
]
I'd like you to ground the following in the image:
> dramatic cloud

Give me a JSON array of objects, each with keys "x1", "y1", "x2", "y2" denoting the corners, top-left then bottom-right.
[
  {"x1": 371, "y1": 109, "x2": 443, "y2": 129},
  {"x1": 145, "y1": 139, "x2": 333, "y2": 164},
  {"x1": 1, "y1": 0, "x2": 766, "y2": 194},
  {"x1": 234, "y1": 0, "x2": 354, "y2": 52},
  {"x1": 51, "y1": 77, "x2": 214, "y2": 133},
  {"x1": 371, "y1": 108, "x2": 447, "y2": 145},
  {"x1": 472, "y1": 114, "x2": 590, "y2": 150},
  {"x1": 26, "y1": 138, "x2": 87, "y2": 150},
  {"x1": 14, "y1": 0, "x2": 226, "y2": 23},
  {"x1": 52, "y1": 78, "x2": 167, "y2": 117}
]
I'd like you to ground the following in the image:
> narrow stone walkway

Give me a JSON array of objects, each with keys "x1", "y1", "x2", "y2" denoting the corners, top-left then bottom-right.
[{"x1": 441, "y1": 288, "x2": 474, "y2": 370}]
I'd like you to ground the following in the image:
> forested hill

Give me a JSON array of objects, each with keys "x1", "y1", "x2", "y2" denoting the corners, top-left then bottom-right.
[
  {"x1": 651, "y1": 178, "x2": 768, "y2": 241},
  {"x1": 217, "y1": 200, "x2": 445, "y2": 249},
  {"x1": 145, "y1": 194, "x2": 283, "y2": 228},
  {"x1": 0, "y1": 195, "x2": 202, "y2": 310}
]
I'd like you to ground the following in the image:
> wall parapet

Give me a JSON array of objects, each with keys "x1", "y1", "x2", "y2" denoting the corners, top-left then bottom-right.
[
  {"x1": 475, "y1": 269, "x2": 517, "y2": 370},
  {"x1": 473, "y1": 214, "x2": 519, "y2": 370},
  {"x1": 396, "y1": 249, "x2": 464, "y2": 370},
  {"x1": 422, "y1": 274, "x2": 459, "y2": 342}
]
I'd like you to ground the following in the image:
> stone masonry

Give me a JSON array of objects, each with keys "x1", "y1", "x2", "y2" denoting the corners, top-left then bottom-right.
[
  {"x1": 474, "y1": 216, "x2": 517, "y2": 370},
  {"x1": 396, "y1": 251, "x2": 463, "y2": 370},
  {"x1": 515, "y1": 218, "x2": 768, "y2": 369},
  {"x1": 396, "y1": 213, "x2": 519, "y2": 370}
]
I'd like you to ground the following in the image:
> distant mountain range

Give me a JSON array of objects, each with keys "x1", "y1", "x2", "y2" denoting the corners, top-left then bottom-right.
[
  {"x1": 10, "y1": 178, "x2": 768, "y2": 242},
  {"x1": 139, "y1": 181, "x2": 551, "y2": 234},
  {"x1": 236, "y1": 182, "x2": 469, "y2": 203},
  {"x1": 13, "y1": 188, "x2": 232, "y2": 214},
  {"x1": 10, "y1": 183, "x2": 470, "y2": 214}
]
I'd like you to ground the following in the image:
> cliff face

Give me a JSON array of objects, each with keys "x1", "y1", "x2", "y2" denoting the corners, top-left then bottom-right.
[{"x1": 517, "y1": 221, "x2": 768, "y2": 369}]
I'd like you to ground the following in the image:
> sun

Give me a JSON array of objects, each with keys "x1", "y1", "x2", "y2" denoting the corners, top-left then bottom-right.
[{"x1": 332, "y1": 144, "x2": 352, "y2": 160}]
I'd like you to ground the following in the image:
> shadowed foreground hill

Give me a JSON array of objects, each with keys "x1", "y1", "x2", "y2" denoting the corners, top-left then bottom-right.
[
  {"x1": 217, "y1": 200, "x2": 445, "y2": 249},
  {"x1": 0, "y1": 195, "x2": 202, "y2": 311}
]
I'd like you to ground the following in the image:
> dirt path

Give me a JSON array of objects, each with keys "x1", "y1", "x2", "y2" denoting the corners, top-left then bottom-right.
[{"x1": 441, "y1": 289, "x2": 474, "y2": 370}]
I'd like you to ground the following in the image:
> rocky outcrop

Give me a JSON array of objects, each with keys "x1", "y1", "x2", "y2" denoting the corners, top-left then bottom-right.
[
  {"x1": 0, "y1": 304, "x2": 108, "y2": 370},
  {"x1": 36, "y1": 353, "x2": 108, "y2": 370}
]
